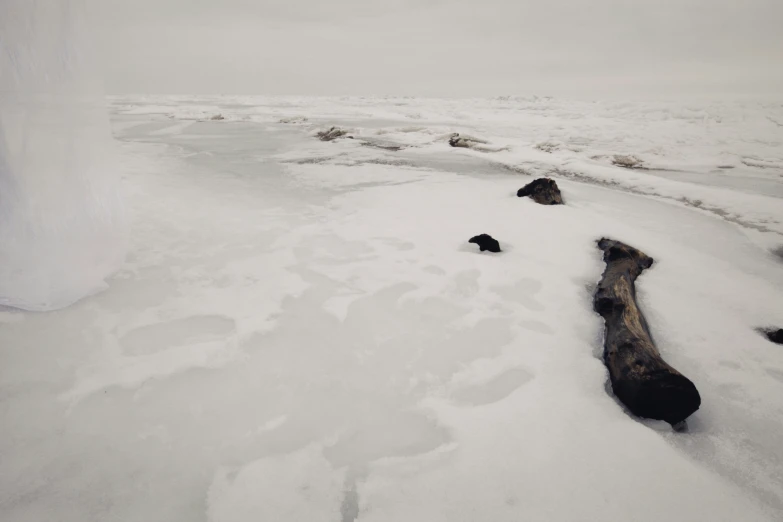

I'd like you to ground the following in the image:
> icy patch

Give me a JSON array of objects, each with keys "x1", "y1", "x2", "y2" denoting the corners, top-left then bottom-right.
[
  {"x1": 357, "y1": 393, "x2": 775, "y2": 522},
  {"x1": 279, "y1": 116, "x2": 309, "y2": 124},
  {"x1": 323, "y1": 408, "x2": 449, "y2": 468},
  {"x1": 207, "y1": 446, "x2": 346, "y2": 522},
  {"x1": 449, "y1": 367, "x2": 534, "y2": 406},
  {"x1": 286, "y1": 163, "x2": 431, "y2": 190},
  {"x1": 119, "y1": 315, "x2": 236, "y2": 356},
  {"x1": 741, "y1": 157, "x2": 783, "y2": 170},
  {"x1": 149, "y1": 120, "x2": 196, "y2": 136},
  {"x1": 61, "y1": 316, "x2": 241, "y2": 404}
]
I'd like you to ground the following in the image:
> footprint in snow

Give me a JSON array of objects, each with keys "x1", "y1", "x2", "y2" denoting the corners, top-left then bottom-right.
[
  {"x1": 120, "y1": 315, "x2": 236, "y2": 356},
  {"x1": 450, "y1": 367, "x2": 535, "y2": 406}
]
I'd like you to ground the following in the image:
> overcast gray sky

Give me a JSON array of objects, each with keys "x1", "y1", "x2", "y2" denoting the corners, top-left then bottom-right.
[{"x1": 86, "y1": 0, "x2": 783, "y2": 97}]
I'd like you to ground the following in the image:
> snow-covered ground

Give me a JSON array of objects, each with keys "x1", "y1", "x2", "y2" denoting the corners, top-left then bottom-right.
[{"x1": 2, "y1": 95, "x2": 783, "y2": 521}]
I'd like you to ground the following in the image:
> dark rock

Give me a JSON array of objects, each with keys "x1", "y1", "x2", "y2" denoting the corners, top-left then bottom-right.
[
  {"x1": 448, "y1": 133, "x2": 489, "y2": 149},
  {"x1": 469, "y1": 234, "x2": 501, "y2": 253},
  {"x1": 516, "y1": 178, "x2": 564, "y2": 205},
  {"x1": 535, "y1": 141, "x2": 561, "y2": 153},
  {"x1": 594, "y1": 238, "x2": 701, "y2": 427},
  {"x1": 449, "y1": 134, "x2": 470, "y2": 148},
  {"x1": 611, "y1": 154, "x2": 644, "y2": 169},
  {"x1": 316, "y1": 127, "x2": 349, "y2": 141},
  {"x1": 765, "y1": 328, "x2": 783, "y2": 344}
]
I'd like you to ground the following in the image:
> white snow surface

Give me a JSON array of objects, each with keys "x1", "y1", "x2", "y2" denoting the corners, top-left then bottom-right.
[{"x1": 1, "y1": 94, "x2": 783, "y2": 521}]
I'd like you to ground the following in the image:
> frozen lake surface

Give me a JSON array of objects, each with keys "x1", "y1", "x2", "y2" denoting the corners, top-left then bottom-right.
[{"x1": 2, "y1": 96, "x2": 783, "y2": 521}]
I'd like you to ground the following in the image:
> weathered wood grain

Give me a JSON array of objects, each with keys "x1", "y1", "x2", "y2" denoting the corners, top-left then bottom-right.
[{"x1": 594, "y1": 238, "x2": 701, "y2": 426}]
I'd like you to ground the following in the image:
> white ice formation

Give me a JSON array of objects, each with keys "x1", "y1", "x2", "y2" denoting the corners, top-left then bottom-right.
[{"x1": 0, "y1": 0, "x2": 126, "y2": 311}]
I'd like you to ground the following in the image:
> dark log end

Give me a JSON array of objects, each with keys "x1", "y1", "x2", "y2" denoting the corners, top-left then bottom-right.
[
  {"x1": 614, "y1": 370, "x2": 701, "y2": 426},
  {"x1": 594, "y1": 295, "x2": 614, "y2": 316},
  {"x1": 516, "y1": 178, "x2": 564, "y2": 205},
  {"x1": 764, "y1": 328, "x2": 783, "y2": 345},
  {"x1": 597, "y1": 238, "x2": 653, "y2": 269}
]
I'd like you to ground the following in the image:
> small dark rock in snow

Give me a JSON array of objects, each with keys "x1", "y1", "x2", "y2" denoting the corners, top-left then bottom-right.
[
  {"x1": 517, "y1": 178, "x2": 564, "y2": 205},
  {"x1": 535, "y1": 141, "x2": 561, "y2": 153},
  {"x1": 765, "y1": 328, "x2": 783, "y2": 345},
  {"x1": 210, "y1": 114, "x2": 225, "y2": 121},
  {"x1": 469, "y1": 234, "x2": 501, "y2": 253},
  {"x1": 279, "y1": 116, "x2": 308, "y2": 124},
  {"x1": 611, "y1": 154, "x2": 644, "y2": 169},
  {"x1": 316, "y1": 126, "x2": 349, "y2": 141},
  {"x1": 448, "y1": 133, "x2": 488, "y2": 149},
  {"x1": 449, "y1": 134, "x2": 470, "y2": 148}
]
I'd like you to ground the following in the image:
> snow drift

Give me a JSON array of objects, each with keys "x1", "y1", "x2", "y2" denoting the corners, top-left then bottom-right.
[{"x1": 0, "y1": 0, "x2": 125, "y2": 311}]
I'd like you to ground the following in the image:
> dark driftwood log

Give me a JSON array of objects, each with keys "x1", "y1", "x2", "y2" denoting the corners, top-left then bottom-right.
[
  {"x1": 517, "y1": 178, "x2": 564, "y2": 205},
  {"x1": 594, "y1": 238, "x2": 701, "y2": 426}
]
